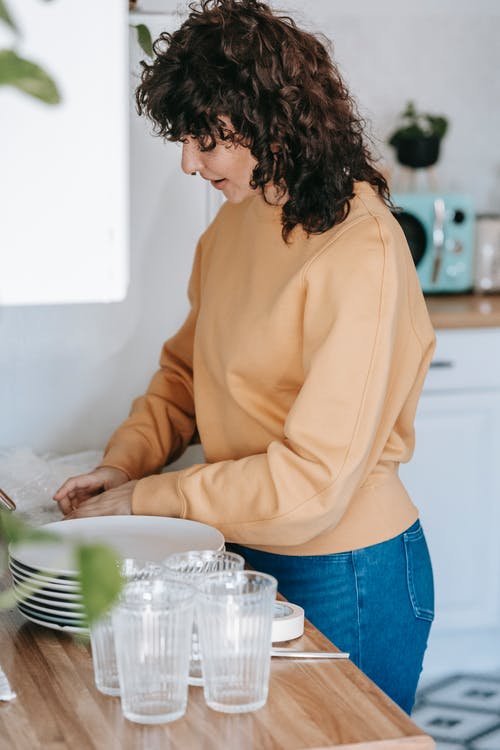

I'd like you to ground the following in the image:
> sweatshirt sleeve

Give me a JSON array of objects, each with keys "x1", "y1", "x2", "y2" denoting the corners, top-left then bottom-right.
[
  {"x1": 131, "y1": 216, "x2": 430, "y2": 546},
  {"x1": 99, "y1": 241, "x2": 203, "y2": 479}
]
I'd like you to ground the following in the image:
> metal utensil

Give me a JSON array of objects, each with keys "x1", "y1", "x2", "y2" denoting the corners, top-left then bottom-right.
[
  {"x1": 431, "y1": 197, "x2": 446, "y2": 284},
  {"x1": 271, "y1": 648, "x2": 349, "y2": 659},
  {"x1": 0, "y1": 488, "x2": 16, "y2": 511}
]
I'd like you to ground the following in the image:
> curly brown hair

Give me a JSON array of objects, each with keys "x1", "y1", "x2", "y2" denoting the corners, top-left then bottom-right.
[{"x1": 136, "y1": 0, "x2": 390, "y2": 241}]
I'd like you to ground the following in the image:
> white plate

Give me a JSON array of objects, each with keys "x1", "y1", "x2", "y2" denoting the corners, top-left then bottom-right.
[
  {"x1": 10, "y1": 516, "x2": 224, "y2": 576},
  {"x1": 11, "y1": 578, "x2": 83, "y2": 602},
  {"x1": 9, "y1": 557, "x2": 77, "y2": 581},
  {"x1": 12, "y1": 586, "x2": 84, "y2": 610},
  {"x1": 17, "y1": 605, "x2": 88, "y2": 635},
  {"x1": 9, "y1": 558, "x2": 78, "y2": 582},
  {"x1": 15, "y1": 595, "x2": 85, "y2": 619},
  {"x1": 9, "y1": 563, "x2": 81, "y2": 591}
]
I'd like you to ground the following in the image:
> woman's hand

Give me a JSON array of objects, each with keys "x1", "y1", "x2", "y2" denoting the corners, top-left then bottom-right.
[
  {"x1": 53, "y1": 466, "x2": 130, "y2": 515},
  {"x1": 62, "y1": 481, "x2": 137, "y2": 520}
]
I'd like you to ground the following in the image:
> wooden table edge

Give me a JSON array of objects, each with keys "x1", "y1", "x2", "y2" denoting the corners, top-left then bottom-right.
[{"x1": 306, "y1": 735, "x2": 435, "y2": 750}]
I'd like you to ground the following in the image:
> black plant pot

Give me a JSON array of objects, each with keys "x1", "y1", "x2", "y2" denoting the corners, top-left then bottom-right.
[{"x1": 395, "y1": 135, "x2": 441, "y2": 168}]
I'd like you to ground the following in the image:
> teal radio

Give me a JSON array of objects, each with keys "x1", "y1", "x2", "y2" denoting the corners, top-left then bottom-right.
[{"x1": 391, "y1": 192, "x2": 475, "y2": 293}]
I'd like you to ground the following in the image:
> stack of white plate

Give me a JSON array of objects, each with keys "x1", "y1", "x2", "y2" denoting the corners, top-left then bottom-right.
[{"x1": 9, "y1": 515, "x2": 225, "y2": 634}]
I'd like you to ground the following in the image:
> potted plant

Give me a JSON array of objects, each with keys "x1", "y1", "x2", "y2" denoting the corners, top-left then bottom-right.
[{"x1": 388, "y1": 101, "x2": 449, "y2": 169}]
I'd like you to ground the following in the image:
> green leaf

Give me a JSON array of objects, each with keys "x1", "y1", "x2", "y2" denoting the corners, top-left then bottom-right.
[
  {"x1": 1, "y1": 513, "x2": 124, "y2": 627},
  {"x1": 72, "y1": 632, "x2": 90, "y2": 646},
  {"x1": 0, "y1": 510, "x2": 60, "y2": 615},
  {"x1": 426, "y1": 115, "x2": 448, "y2": 139},
  {"x1": 0, "y1": 49, "x2": 61, "y2": 104},
  {"x1": 0, "y1": 0, "x2": 17, "y2": 32},
  {"x1": 0, "y1": 588, "x2": 16, "y2": 609},
  {"x1": 403, "y1": 100, "x2": 417, "y2": 120},
  {"x1": 0, "y1": 509, "x2": 59, "y2": 546},
  {"x1": 76, "y1": 543, "x2": 124, "y2": 626},
  {"x1": 133, "y1": 23, "x2": 153, "y2": 59},
  {"x1": 0, "y1": 539, "x2": 7, "y2": 575}
]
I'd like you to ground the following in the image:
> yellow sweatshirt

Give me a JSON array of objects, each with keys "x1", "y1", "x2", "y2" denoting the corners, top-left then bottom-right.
[{"x1": 101, "y1": 182, "x2": 435, "y2": 555}]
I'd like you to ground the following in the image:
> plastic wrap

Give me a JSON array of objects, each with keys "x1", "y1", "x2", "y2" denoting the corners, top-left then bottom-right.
[{"x1": 0, "y1": 448, "x2": 103, "y2": 526}]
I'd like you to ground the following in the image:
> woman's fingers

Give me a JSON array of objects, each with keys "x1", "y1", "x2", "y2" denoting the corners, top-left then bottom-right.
[
  {"x1": 54, "y1": 473, "x2": 101, "y2": 499},
  {"x1": 53, "y1": 467, "x2": 129, "y2": 511},
  {"x1": 63, "y1": 482, "x2": 136, "y2": 520},
  {"x1": 53, "y1": 472, "x2": 106, "y2": 515}
]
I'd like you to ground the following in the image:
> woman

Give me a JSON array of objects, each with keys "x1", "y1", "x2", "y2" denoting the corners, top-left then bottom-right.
[{"x1": 54, "y1": 0, "x2": 435, "y2": 712}]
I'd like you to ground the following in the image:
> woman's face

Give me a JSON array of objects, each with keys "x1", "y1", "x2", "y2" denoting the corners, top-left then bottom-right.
[{"x1": 180, "y1": 130, "x2": 258, "y2": 204}]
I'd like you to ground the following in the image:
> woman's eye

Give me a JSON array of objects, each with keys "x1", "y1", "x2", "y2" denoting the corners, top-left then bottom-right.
[{"x1": 177, "y1": 134, "x2": 217, "y2": 152}]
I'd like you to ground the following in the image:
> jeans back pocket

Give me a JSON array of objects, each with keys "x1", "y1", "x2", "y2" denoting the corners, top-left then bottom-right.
[{"x1": 404, "y1": 523, "x2": 434, "y2": 622}]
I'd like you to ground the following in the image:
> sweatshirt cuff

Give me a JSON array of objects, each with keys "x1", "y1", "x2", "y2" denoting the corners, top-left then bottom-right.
[
  {"x1": 131, "y1": 472, "x2": 185, "y2": 517},
  {"x1": 96, "y1": 463, "x2": 133, "y2": 481}
]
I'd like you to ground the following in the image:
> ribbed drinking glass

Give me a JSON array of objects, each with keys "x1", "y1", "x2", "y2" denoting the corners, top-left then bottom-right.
[
  {"x1": 196, "y1": 570, "x2": 277, "y2": 713},
  {"x1": 90, "y1": 559, "x2": 163, "y2": 696},
  {"x1": 162, "y1": 549, "x2": 245, "y2": 686},
  {"x1": 112, "y1": 577, "x2": 195, "y2": 724}
]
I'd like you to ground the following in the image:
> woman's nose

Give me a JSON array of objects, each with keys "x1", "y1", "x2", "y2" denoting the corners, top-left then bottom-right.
[{"x1": 181, "y1": 140, "x2": 203, "y2": 175}]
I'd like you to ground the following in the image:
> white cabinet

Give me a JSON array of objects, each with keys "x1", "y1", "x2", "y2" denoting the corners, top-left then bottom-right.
[
  {"x1": 1, "y1": 1, "x2": 129, "y2": 305},
  {"x1": 399, "y1": 327, "x2": 500, "y2": 678}
]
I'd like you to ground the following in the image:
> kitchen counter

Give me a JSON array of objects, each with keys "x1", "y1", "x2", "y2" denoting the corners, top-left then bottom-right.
[
  {"x1": 425, "y1": 293, "x2": 500, "y2": 329},
  {"x1": 0, "y1": 607, "x2": 434, "y2": 750}
]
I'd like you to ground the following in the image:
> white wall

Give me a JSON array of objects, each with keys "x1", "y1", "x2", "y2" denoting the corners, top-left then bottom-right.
[
  {"x1": 1, "y1": 1, "x2": 499, "y2": 455},
  {"x1": 282, "y1": 0, "x2": 500, "y2": 210},
  {"x1": 0, "y1": 16, "x2": 207, "y2": 454}
]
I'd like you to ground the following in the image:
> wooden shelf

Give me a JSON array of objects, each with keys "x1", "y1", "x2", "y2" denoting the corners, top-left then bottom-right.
[{"x1": 426, "y1": 293, "x2": 500, "y2": 330}]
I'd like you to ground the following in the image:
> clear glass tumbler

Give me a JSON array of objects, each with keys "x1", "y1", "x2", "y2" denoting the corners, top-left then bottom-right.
[
  {"x1": 196, "y1": 570, "x2": 277, "y2": 713},
  {"x1": 90, "y1": 559, "x2": 163, "y2": 696},
  {"x1": 112, "y1": 577, "x2": 195, "y2": 724},
  {"x1": 162, "y1": 550, "x2": 245, "y2": 686}
]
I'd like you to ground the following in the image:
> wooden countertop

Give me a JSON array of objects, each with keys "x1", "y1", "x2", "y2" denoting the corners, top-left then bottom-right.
[
  {"x1": 425, "y1": 293, "x2": 500, "y2": 330},
  {"x1": 0, "y1": 607, "x2": 434, "y2": 750}
]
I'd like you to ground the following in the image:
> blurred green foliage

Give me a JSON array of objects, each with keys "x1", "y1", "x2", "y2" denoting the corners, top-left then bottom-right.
[
  {"x1": 0, "y1": 2, "x2": 153, "y2": 106},
  {"x1": 0, "y1": 0, "x2": 61, "y2": 104},
  {"x1": 0, "y1": 509, "x2": 124, "y2": 626}
]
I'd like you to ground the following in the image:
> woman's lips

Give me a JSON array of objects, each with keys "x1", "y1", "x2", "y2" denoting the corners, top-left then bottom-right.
[{"x1": 210, "y1": 178, "x2": 227, "y2": 190}]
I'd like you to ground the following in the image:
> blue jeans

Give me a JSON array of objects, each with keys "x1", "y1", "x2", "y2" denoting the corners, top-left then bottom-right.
[{"x1": 228, "y1": 519, "x2": 434, "y2": 714}]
